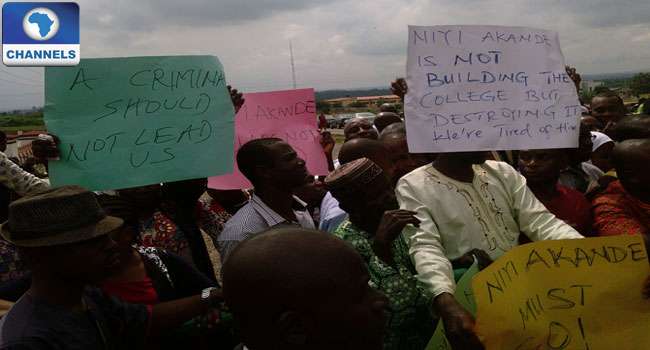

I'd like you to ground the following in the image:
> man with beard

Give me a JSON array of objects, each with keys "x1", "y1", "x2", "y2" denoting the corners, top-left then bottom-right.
[{"x1": 325, "y1": 158, "x2": 434, "y2": 350}]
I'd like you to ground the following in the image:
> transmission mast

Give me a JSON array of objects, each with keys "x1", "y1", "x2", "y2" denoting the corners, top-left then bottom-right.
[{"x1": 290, "y1": 40, "x2": 297, "y2": 89}]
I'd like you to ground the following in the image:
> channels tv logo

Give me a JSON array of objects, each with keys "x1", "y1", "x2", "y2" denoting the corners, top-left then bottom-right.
[{"x1": 2, "y1": 2, "x2": 79, "y2": 66}]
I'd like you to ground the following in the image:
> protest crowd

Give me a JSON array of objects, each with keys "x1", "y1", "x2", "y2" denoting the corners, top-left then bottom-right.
[{"x1": 0, "y1": 50, "x2": 649, "y2": 350}]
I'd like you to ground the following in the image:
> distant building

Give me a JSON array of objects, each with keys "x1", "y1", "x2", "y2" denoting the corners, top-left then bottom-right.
[
  {"x1": 580, "y1": 80, "x2": 603, "y2": 92},
  {"x1": 324, "y1": 94, "x2": 400, "y2": 107}
]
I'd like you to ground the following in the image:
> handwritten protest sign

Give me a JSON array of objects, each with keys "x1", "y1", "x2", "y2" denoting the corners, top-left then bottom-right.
[
  {"x1": 472, "y1": 235, "x2": 650, "y2": 350},
  {"x1": 405, "y1": 25, "x2": 580, "y2": 153},
  {"x1": 44, "y1": 56, "x2": 235, "y2": 191},
  {"x1": 208, "y1": 88, "x2": 328, "y2": 189},
  {"x1": 426, "y1": 260, "x2": 479, "y2": 350}
]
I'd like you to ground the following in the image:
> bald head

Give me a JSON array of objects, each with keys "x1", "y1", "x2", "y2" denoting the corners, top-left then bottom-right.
[
  {"x1": 379, "y1": 122, "x2": 405, "y2": 137},
  {"x1": 223, "y1": 227, "x2": 387, "y2": 349},
  {"x1": 378, "y1": 132, "x2": 430, "y2": 180},
  {"x1": 611, "y1": 139, "x2": 650, "y2": 199},
  {"x1": 379, "y1": 103, "x2": 397, "y2": 113},
  {"x1": 378, "y1": 130, "x2": 405, "y2": 143},
  {"x1": 339, "y1": 138, "x2": 394, "y2": 182},
  {"x1": 614, "y1": 114, "x2": 650, "y2": 142},
  {"x1": 373, "y1": 112, "x2": 402, "y2": 133},
  {"x1": 223, "y1": 227, "x2": 362, "y2": 313},
  {"x1": 611, "y1": 139, "x2": 650, "y2": 174}
]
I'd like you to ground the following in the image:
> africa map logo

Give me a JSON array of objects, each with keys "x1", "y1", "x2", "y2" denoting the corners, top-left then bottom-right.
[
  {"x1": 23, "y1": 7, "x2": 60, "y2": 41},
  {"x1": 3, "y1": 2, "x2": 79, "y2": 66}
]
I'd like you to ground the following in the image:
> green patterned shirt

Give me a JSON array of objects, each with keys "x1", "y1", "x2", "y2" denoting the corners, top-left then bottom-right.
[{"x1": 333, "y1": 220, "x2": 435, "y2": 350}]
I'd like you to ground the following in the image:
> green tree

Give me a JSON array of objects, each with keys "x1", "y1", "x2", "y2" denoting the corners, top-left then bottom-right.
[
  {"x1": 629, "y1": 72, "x2": 650, "y2": 95},
  {"x1": 580, "y1": 84, "x2": 611, "y2": 104},
  {"x1": 593, "y1": 84, "x2": 611, "y2": 94},
  {"x1": 316, "y1": 101, "x2": 331, "y2": 114}
]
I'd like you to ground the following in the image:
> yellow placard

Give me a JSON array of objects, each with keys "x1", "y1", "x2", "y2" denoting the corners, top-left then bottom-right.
[{"x1": 472, "y1": 235, "x2": 650, "y2": 350}]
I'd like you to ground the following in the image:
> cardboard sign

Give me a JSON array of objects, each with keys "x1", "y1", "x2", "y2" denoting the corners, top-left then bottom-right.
[
  {"x1": 405, "y1": 25, "x2": 580, "y2": 153},
  {"x1": 208, "y1": 88, "x2": 328, "y2": 189},
  {"x1": 44, "y1": 55, "x2": 235, "y2": 191},
  {"x1": 472, "y1": 235, "x2": 650, "y2": 350}
]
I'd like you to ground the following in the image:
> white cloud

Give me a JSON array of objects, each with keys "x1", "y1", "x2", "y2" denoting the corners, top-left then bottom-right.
[{"x1": 1, "y1": 0, "x2": 649, "y2": 110}]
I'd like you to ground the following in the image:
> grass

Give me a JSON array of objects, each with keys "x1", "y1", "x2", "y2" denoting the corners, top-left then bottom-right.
[
  {"x1": 0, "y1": 125, "x2": 46, "y2": 134},
  {"x1": 333, "y1": 134, "x2": 345, "y2": 144}
]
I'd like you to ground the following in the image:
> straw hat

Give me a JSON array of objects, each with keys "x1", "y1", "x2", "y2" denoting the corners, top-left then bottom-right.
[{"x1": 0, "y1": 185, "x2": 123, "y2": 247}]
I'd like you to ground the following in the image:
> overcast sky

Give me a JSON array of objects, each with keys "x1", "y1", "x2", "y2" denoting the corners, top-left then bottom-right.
[{"x1": 1, "y1": 0, "x2": 649, "y2": 110}]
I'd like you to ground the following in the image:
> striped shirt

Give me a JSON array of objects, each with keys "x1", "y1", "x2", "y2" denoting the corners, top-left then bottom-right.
[{"x1": 217, "y1": 194, "x2": 315, "y2": 265}]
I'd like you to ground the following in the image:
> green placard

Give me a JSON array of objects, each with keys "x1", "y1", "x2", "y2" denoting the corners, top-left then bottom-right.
[{"x1": 44, "y1": 56, "x2": 235, "y2": 191}]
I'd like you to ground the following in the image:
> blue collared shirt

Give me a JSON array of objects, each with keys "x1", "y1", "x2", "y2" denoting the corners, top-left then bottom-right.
[{"x1": 217, "y1": 194, "x2": 315, "y2": 265}]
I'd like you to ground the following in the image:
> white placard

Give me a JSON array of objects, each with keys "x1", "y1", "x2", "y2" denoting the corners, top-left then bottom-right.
[{"x1": 405, "y1": 25, "x2": 581, "y2": 153}]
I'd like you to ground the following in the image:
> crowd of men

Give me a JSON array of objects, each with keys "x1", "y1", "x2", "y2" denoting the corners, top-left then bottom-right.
[{"x1": 0, "y1": 68, "x2": 648, "y2": 350}]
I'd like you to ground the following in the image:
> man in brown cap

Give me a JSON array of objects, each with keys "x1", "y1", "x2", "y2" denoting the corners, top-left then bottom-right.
[
  {"x1": 325, "y1": 158, "x2": 434, "y2": 350},
  {"x1": 0, "y1": 185, "x2": 225, "y2": 349}
]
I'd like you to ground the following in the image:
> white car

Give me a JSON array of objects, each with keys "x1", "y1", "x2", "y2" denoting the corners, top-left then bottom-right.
[{"x1": 344, "y1": 112, "x2": 376, "y2": 126}]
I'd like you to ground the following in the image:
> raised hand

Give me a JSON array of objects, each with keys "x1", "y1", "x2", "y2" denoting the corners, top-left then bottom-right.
[
  {"x1": 228, "y1": 85, "x2": 245, "y2": 114},
  {"x1": 565, "y1": 65, "x2": 581, "y2": 93},
  {"x1": 320, "y1": 131, "x2": 335, "y2": 154},
  {"x1": 390, "y1": 77, "x2": 408, "y2": 102}
]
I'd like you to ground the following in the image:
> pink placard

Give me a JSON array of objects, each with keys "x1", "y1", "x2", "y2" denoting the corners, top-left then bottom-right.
[{"x1": 208, "y1": 88, "x2": 328, "y2": 189}]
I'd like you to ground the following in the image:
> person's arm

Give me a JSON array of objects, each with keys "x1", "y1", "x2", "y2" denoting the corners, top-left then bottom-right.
[
  {"x1": 0, "y1": 271, "x2": 31, "y2": 302},
  {"x1": 320, "y1": 131, "x2": 335, "y2": 172},
  {"x1": 390, "y1": 77, "x2": 408, "y2": 103},
  {"x1": 0, "y1": 299, "x2": 14, "y2": 312},
  {"x1": 0, "y1": 152, "x2": 49, "y2": 196},
  {"x1": 373, "y1": 209, "x2": 420, "y2": 268},
  {"x1": 592, "y1": 198, "x2": 649, "y2": 237},
  {"x1": 395, "y1": 178, "x2": 455, "y2": 298},
  {"x1": 150, "y1": 289, "x2": 223, "y2": 332},
  {"x1": 508, "y1": 165, "x2": 583, "y2": 241},
  {"x1": 162, "y1": 250, "x2": 219, "y2": 298},
  {"x1": 434, "y1": 293, "x2": 484, "y2": 350},
  {"x1": 396, "y1": 178, "x2": 484, "y2": 349}
]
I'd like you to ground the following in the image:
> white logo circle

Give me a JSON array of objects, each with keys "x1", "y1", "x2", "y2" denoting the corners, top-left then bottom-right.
[{"x1": 22, "y1": 7, "x2": 60, "y2": 41}]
